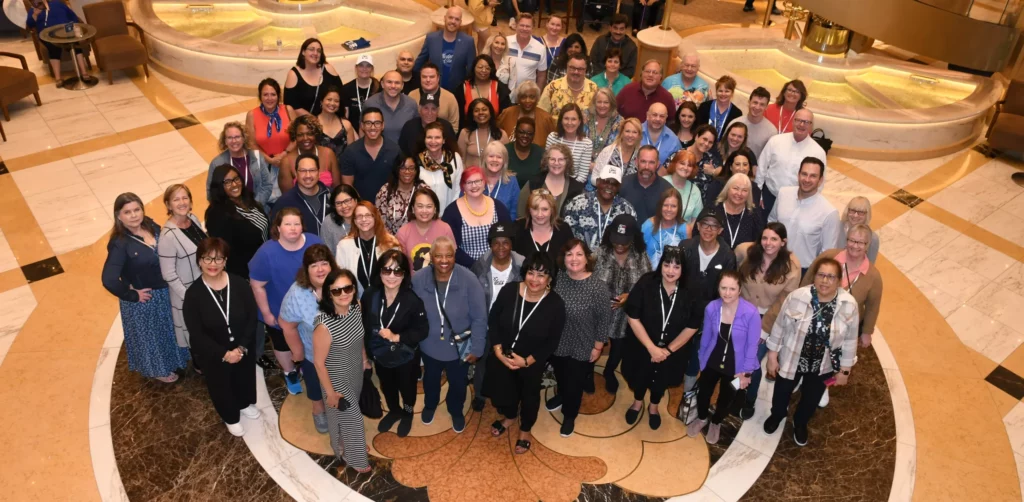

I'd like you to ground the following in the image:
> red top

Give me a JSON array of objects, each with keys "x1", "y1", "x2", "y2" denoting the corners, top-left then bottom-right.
[
  {"x1": 764, "y1": 103, "x2": 797, "y2": 134},
  {"x1": 615, "y1": 82, "x2": 677, "y2": 124},
  {"x1": 463, "y1": 80, "x2": 500, "y2": 115},
  {"x1": 252, "y1": 106, "x2": 292, "y2": 157}
]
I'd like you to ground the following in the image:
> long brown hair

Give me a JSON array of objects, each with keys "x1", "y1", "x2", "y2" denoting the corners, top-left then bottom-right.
[
  {"x1": 738, "y1": 222, "x2": 794, "y2": 285},
  {"x1": 109, "y1": 192, "x2": 158, "y2": 244},
  {"x1": 651, "y1": 188, "x2": 685, "y2": 231},
  {"x1": 346, "y1": 201, "x2": 401, "y2": 250}
]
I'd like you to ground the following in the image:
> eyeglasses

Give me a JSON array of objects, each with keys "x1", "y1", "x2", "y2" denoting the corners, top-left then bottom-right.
[
  {"x1": 847, "y1": 238, "x2": 869, "y2": 246},
  {"x1": 816, "y1": 273, "x2": 838, "y2": 282},
  {"x1": 642, "y1": 69, "x2": 661, "y2": 76},
  {"x1": 354, "y1": 214, "x2": 375, "y2": 221},
  {"x1": 567, "y1": 66, "x2": 587, "y2": 73},
  {"x1": 297, "y1": 168, "x2": 319, "y2": 174},
  {"x1": 793, "y1": 119, "x2": 812, "y2": 126},
  {"x1": 222, "y1": 177, "x2": 242, "y2": 186},
  {"x1": 847, "y1": 208, "x2": 867, "y2": 215},
  {"x1": 362, "y1": 120, "x2": 383, "y2": 128},
  {"x1": 464, "y1": 179, "x2": 484, "y2": 187},
  {"x1": 201, "y1": 256, "x2": 226, "y2": 264},
  {"x1": 225, "y1": 136, "x2": 243, "y2": 141},
  {"x1": 330, "y1": 285, "x2": 356, "y2": 296},
  {"x1": 335, "y1": 198, "x2": 355, "y2": 207},
  {"x1": 699, "y1": 221, "x2": 721, "y2": 230},
  {"x1": 399, "y1": 165, "x2": 418, "y2": 172},
  {"x1": 381, "y1": 266, "x2": 405, "y2": 277}
]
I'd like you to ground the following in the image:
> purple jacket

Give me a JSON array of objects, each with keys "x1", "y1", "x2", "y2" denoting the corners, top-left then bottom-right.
[{"x1": 699, "y1": 298, "x2": 762, "y2": 374}]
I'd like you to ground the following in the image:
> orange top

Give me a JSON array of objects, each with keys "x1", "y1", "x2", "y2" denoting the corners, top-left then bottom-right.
[{"x1": 252, "y1": 106, "x2": 292, "y2": 157}]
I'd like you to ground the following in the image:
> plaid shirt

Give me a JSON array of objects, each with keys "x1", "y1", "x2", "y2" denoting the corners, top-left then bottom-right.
[{"x1": 766, "y1": 285, "x2": 860, "y2": 380}]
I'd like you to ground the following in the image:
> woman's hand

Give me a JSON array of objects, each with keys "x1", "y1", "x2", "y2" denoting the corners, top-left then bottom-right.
[
  {"x1": 834, "y1": 372, "x2": 850, "y2": 386},
  {"x1": 264, "y1": 314, "x2": 278, "y2": 328},
  {"x1": 611, "y1": 293, "x2": 627, "y2": 310},
  {"x1": 511, "y1": 353, "x2": 528, "y2": 368},
  {"x1": 702, "y1": 163, "x2": 717, "y2": 176},
  {"x1": 766, "y1": 353, "x2": 779, "y2": 378},
  {"x1": 224, "y1": 349, "x2": 242, "y2": 364},
  {"x1": 325, "y1": 391, "x2": 342, "y2": 409},
  {"x1": 132, "y1": 287, "x2": 152, "y2": 303},
  {"x1": 589, "y1": 346, "x2": 602, "y2": 363},
  {"x1": 379, "y1": 328, "x2": 399, "y2": 343},
  {"x1": 648, "y1": 346, "x2": 670, "y2": 363},
  {"x1": 859, "y1": 333, "x2": 872, "y2": 348},
  {"x1": 736, "y1": 373, "x2": 751, "y2": 390},
  {"x1": 362, "y1": 358, "x2": 372, "y2": 370}
]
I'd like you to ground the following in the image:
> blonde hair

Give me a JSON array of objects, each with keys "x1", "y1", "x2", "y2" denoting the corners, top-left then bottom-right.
[
  {"x1": 614, "y1": 117, "x2": 642, "y2": 148},
  {"x1": 218, "y1": 121, "x2": 251, "y2": 151},
  {"x1": 483, "y1": 140, "x2": 513, "y2": 183},
  {"x1": 588, "y1": 87, "x2": 618, "y2": 119},
  {"x1": 483, "y1": 34, "x2": 508, "y2": 60},
  {"x1": 162, "y1": 184, "x2": 192, "y2": 216},
  {"x1": 714, "y1": 173, "x2": 754, "y2": 209},
  {"x1": 526, "y1": 189, "x2": 561, "y2": 229},
  {"x1": 841, "y1": 196, "x2": 873, "y2": 225}
]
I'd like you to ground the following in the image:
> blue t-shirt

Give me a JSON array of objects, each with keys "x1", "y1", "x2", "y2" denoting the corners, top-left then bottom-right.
[
  {"x1": 279, "y1": 283, "x2": 319, "y2": 360},
  {"x1": 641, "y1": 219, "x2": 687, "y2": 265},
  {"x1": 441, "y1": 39, "x2": 456, "y2": 89},
  {"x1": 248, "y1": 233, "x2": 322, "y2": 322}
]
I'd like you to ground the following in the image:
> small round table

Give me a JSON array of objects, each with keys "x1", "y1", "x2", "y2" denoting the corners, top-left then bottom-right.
[{"x1": 39, "y1": 23, "x2": 99, "y2": 90}]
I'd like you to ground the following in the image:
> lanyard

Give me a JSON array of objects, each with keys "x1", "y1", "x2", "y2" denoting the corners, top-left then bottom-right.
[
  {"x1": 658, "y1": 284, "x2": 678, "y2": 343},
  {"x1": 530, "y1": 228, "x2": 550, "y2": 253},
  {"x1": 355, "y1": 82, "x2": 371, "y2": 113},
  {"x1": 474, "y1": 129, "x2": 491, "y2": 161},
  {"x1": 657, "y1": 224, "x2": 679, "y2": 254},
  {"x1": 777, "y1": 107, "x2": 795, "y2": 134},
  {"x1": 644, "y1": 129, "x2": 663, "y2": 151},
  {"x1": 357, "y1": 235, "x2": 376, "y2": 282},
  {"x1": 717, "y1": 303, "x2": 733, "y2": 369},
  {"x1": 510, "y1": 285, "x2": 548, "y2": 352},
  {"x1": 724, "y1": 208, "x2": 744, "y2": 248},
  {"x1": 433, "y1": 277, "x2": 452, "y2": 339},
  {"x1": 843, "y1": 263, "x2": 860, "y2": 293},
  {"x1": 310, "y1": 67, "x2": 323, "y2": 112},
  {"x1": 299, "y1": 193, "x2": 327, "y2": 232},
  {"x1": 203, "y1": 278, "x2": 231, "y2": 335},
  {"x1": 488, "y1": 180, "x2": 503, "y2": 201},
  {"x1": 379, "y1": 300, "x2": 400, "y2": 330},
  {"x1": 591, "y1": 207, "x2": 611, "y2": 248},
  {"x1": 709, "y1": 101, "x2": 731, "y2": 139}
]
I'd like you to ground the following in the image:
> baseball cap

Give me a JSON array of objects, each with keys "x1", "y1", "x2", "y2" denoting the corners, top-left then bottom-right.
[
  {"x1": 595, "y1": 164, "x2": 623, "y2": 183},
  {"x1": 608, "y1": 214, "x2": 638, "y2": 246},
  {"x1": 419, "y1": 89, "x2": 440, "y2": 107},
  {"x1": 356, "y1": 54, "x2": 373, "y2": 66},
  {"x1": 696, "y1": 207, "x2": 725, "y2": 228},
  {"x1": 488, "y1": 221, "x2": 515, "y2": 244}
]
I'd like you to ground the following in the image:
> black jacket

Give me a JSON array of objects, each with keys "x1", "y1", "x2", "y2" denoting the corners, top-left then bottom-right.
[
  {"x1": 183, "y1": 273, "x2": 259, "y2": 366},
  {"x1": 680, "y1": 237, "x2": 737, "y2": 327},
  {"x1": 360, "y1": 286, "x2": 429, "y2": 348},
  {"x1": 102, "y1": 222, "x2": 167, "y2": 302}
]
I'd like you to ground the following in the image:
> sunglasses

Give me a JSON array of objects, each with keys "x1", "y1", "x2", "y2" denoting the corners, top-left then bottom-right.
[
  {"x1": 330, "y1": 285, "x2": 356, "y2": 297},
  {"x1": 381, "y1": 266, "x2": 405, "y2": 277}
]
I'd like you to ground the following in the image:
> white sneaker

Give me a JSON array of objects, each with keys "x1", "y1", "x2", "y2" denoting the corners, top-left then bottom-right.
[
  {"x1": 226, "y1": 422, "x2": 244, "y2": 437},
  {"x1": 818, "y1": 388, "x2": 829, "y2": 408},
  {"x1": 241, "y1": 405, "x2": 262, "y2": 419}
]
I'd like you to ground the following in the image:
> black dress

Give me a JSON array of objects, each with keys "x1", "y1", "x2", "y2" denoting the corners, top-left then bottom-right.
[
  {"x1": 511, "y1": 217, "x2": 575, "y2": 265},
  {"x1": 205, "y1": 202, "x2": 269, "y2": 279},
  {"x1": 285, "y1": 66, "x2": 344, "y2": 116}
]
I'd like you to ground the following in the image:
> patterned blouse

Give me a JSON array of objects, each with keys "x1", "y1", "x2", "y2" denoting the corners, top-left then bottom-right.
[
  {"x1": 584, "y1": 113, "x2": 622, "y2": 161},
  {"x1": 561, "y1": 192, "x2": 637, "y2": 249},
  {"x1": 375, "y1": 182, "x2": 426, "y2": 235},
  {"x1": 553, "y1": 270, "x2": 611, "y2": 361},
  {"x1": 593, "y1": 247, "x2": 651, "y2": 340},
  {"x1": 460, "y1": 211, "x2": 498, "y2": 263},
  {"x1": 693, "y1": 149, "x2": 723, "y2": 201},
  {"x1": 319, "y1": 121, "x2": 349, "y2": 161},
  {"x1": 797, "y1": 285, "x2": 838, "y2": 374}
]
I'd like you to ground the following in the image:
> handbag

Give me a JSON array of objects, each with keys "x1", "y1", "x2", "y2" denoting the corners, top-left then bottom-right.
[
  {"x1": 358, "y1": 368, "x2": 383, "y2": 419},
  {"x1": 367, "y1": 293, "x2": 416, "y2": 368},
  {"x1": 438, "y1": 303, "x2": 473, "y2": 361},
  {"x1": 811, "y1": 128, "x2": 833, "y2": 154}
]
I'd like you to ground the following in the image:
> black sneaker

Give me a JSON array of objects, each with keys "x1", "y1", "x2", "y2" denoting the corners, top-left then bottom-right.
[
  {"x1": 377, "y1": 411, "x2": 402, "y2": 433},
  {"x1": 560, "y1": 418, "x2": 575, "y2": 437},
  {"x1": 604, "y1": 373, "x2": 619, "y2": 394},
  {"x1": 739, "y1": 403, "x2": 756, "y2": 421},
  {"x1": 649, "y1": 412, "x2": 662, "y2": 430},
  {"x1": 421, "y1": 407, "x2": 436, "y2": 425},
  {"x1": 452, "y1": 414, "x2": 466, "y2": 434},
  {"x1": 545, "y1": 394, "x2": 563, "y2": 412},
  {"x1": 793, "y1": 425, "x2": 808, "y2": 446},
  {"x1": 763, "y1": 414, "x2": 783, "y2": 435},
  {"x1": 472, "y1": 397, "x2": 486, "y2": 412},
  {"x1": 625, "y1": 406, "x2": 641, "y2": 424},
  {"x1": 742, "y1": 4, "x2": 754, "y2": 12},
  {"x1": 397, "y1": 412, "x2": 413, "y2": 437}
]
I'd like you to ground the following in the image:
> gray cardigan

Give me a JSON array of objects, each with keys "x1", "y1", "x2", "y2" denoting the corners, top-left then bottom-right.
[
  {"x1": 158, "y1": 214, "x2": 205, "y2": 348},
  {"x1": 469, "y1": 251, "x2": 525, "y2": 308},
  {"x1": 206, "y1": 149, "x2": 276, "y2": 207},
  {"x1": 412, "y1": 264, "x2": 488, "y2": 361}
]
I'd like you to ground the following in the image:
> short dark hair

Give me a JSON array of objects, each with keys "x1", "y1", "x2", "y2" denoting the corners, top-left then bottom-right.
[
  {"x1": 603, "y1": 47, "x2": 622, "y2": 65},
  {"x1": 370, "y1": 249, "x2": 413, "y2": 292},
  {"x1": 515, "y1": 116, "x2": 536, "y2": 131},
  {"x1": 420, "y1": 62, "x2": 440, "y2": 77},
  {"x1": 321, "y1": 85, "x2": 343, "y2": 103},
  {"x1": 557, "y1": 238, "x2": 595, "y2": 272},
  {"x1": 694, "y1": 123, "x2": 717, "y2": 141},
  {"x1": 655, "y1": 245, "x2": 686, "y2": 276},
  {"x1": 800, "y1": 156, "x2": 826, "y2": 177},
  {"x1": 522, "y1": 251, "x2": 557, "y2": 278},
  {"x1": 467, "y1": 54, "x2": 496, "y2": 82},
  {"x1": 329, "y1": 184, "x2": 360, "y2": 225},
  {"x1": 610, "y1": 13, "x2": 629, "y2": 27},
  {"x1": 361, "y1": 107, "x2": 384, "y2": 123},
  {"x1": 295, "y1": 244, "x2": 339, "y2": 289},
  {"x1": 296, "y1": 38, "x2": 327, "y2": 69},
  {"x1": 195, "y1": 237, "x2": 231, "y2": 267},
  {"x1": 207, "y1": 164, "x2": 259, "y2": 212},
  {"x1": 257, "y1": 78, "x2": 281, "y2": 101},
  {"x1": 637, "y1": 144, "x2": 659, "y2": 160},
  {"x1": 407, "y1": 186, "x2": 442, "y2": 221},
  {"x1": 295, "y1": 152, "x2": 320, "y2": 171},
  {"x1": 386, "y1": 154, "x2": 421, "y2": 195},
  {"x1": 811, "y1": 257, "x2": 842, "y2": 282},
  {"x1": 750, "y1": 86, "x2": 771, "y2": 102},
  {"x1": 317, "y1": 269, "x2": 359, "y2": 315}
]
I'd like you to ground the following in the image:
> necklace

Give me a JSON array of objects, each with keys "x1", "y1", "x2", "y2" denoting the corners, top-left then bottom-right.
[
  {"x1": 567, "y1": 79, "x2": 585, "y2": 93},
  {"x1": 464, "y1": 195, "x2": 489, "y2": 216}
]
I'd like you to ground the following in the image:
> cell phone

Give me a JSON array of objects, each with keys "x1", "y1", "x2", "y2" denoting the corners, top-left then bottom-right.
[
  {"x1": 336, "y1": 397, "x2": 351, "y2": 411},
  {"x1": 730, "y1": 377, "x2": 741, "y2": 390},
  {"x1": 824, "y1": 376, "x2": 837, "y2": 387}
]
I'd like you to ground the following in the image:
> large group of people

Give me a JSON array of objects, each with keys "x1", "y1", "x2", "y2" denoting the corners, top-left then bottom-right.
[{"x1": 100, "y1": 7, "x2": 885, "y2": 475}]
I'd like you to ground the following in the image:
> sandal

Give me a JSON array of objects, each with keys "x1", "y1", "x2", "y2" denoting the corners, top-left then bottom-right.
[
  {"x1": 155, "y1": 373, "x2": 179, "y2": 383},
  {"x1": 491, "y1": 420, "x2": 507, "y2": 437},
  {"x1": 514, "y1": 439, "x2": 532, "y2": 454},
  {"x1": 353, "y1": 465, "x2": 372, "y2": 474}
]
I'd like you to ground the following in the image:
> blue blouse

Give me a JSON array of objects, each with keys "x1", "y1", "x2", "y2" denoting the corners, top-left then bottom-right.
[
  {"x1": 484, "y1": 174, "x2": 520, "y2": 220},
  {"x1": 641, "y1": 218, "x2": 687, "y2": 265}
]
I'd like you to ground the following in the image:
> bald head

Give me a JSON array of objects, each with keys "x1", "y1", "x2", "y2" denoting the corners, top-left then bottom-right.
[
  {"x1": 396, "y1": 50, "x2": 415, "y2": 74},
  {"x1": 381, "y1": 70, "x2": 403, "y2": 96},
  {"x1": 444, "y1": 7, "x2": 462, "y2": 33},
  {"x1": 793, "y1": 108, "x2": 814, "y2": 140},
  {"x1": 647, "y1": 102, "x2": 669, "y2": 131}
]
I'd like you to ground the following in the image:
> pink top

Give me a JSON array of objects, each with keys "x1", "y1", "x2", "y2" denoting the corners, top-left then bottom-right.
[{"x1": 395, "y1": 220, "x2": 456, "y2": 272}]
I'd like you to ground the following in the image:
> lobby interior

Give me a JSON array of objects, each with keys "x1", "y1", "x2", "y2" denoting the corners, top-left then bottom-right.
[{"x1": 1, "y1": 0, "x2": 1024, "y2": 500}]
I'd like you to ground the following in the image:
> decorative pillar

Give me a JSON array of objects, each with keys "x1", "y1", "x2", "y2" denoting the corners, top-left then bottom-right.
[{"x1": 636, "y1": 3, "x2": 682, "y2": 78}]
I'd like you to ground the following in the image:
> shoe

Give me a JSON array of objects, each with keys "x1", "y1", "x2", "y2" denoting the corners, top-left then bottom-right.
[
  {"x1": 772, "y1": 6, "x2": 783, "y2": 14},
  {"x1": 452, "y1": 414, "x2": 466, "y2": 434},
  {"x1": 686, "y1": 417, "x2": 706, "y2": 438},
  {"x1": 576, "y1": 19, "x2": 584, "y2": 32},
  {"x1": 649, "y1": 411, "x2": 662, "y2": 430},
  {"x1": 706, "y1": 422, "x2": 721, "y2": 444},
  {"x1": 763, "y1": 415, "x2": 783, "y2": 435},
  {"x1": 241, "y1": 405, "x2": 262, "y2": 420},
  {"x1": 312, "y1": 412, "x2": 328, "y2": 434},
  {"x1": 226, "y1": 422, "x2": 244, "y2": 437},
  {"x1": 397, "y1": 412, "x2": 413, "y2": 437},
  {"x1": 625, "y1": 406, "x2": 641, "y2": 425},
  {"x1": 739, "y1": 403, "x2": 756, "y2": 421},
  {"x1": 793, "y1": 424, "x2": 808, "y2": 446},
  {"x1": 490, "y1": 17, "x2": 498, "y2": 27},
  {"x1": 257, "y1": 354, "x2": 277, "y2": 370},
  {"x1": 378, "y1": 411, "x2": 402, "y2": 433},
  {"x1": 421, "y1": 407, "x2": 436, "y2": 425},
  {"x1": 560, "y1": 418, "x2": 575, "y2": 437},
  {"x1": 472, "y1": 397, "x2": 486, "y2": 412},
  {"x1": 155, "y1": 373, "x2": 179, "y2": 384},
  {"x1": 818, "y1": 388, "x2": 830, "y2": 408},
  {"x1": 743, "y1": 4, "x2": 754, "y2": 11},
  {"x1": 604, "y1": 373, "x2": 619, "y2": 394},
  {"x1": 284, "y1": 371, "x2": 303, "y2": 395},
  {"x1": 545, "y1": 394, "x2": 563, "y2": 412}
]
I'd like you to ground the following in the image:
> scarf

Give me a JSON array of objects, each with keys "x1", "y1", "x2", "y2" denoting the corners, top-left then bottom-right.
[
  {"x1": 418, "y1": 150, "x2": 456, "y2": 189},
  {"x1": 260, "y1": 104, "x2": 282, "y2": 138}
]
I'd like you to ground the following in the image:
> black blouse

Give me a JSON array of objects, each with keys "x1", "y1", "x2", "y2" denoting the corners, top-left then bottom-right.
[
  {"x1": 360, "y1": 286, "x2": 429, "y2": 347},
  {"x1": 512, "y1": 218, "x2": 575, "y2": 265},
  {"x1": 205, "y1": 203, "x2": 268, "y2": 279},
  {"x1": 182, "y1": 273, "x2": 259, "y2": 365},
  {"x1": 487, "y1": 282, "x2": 566, "y2": 364},
  {"x1": 716, "y1": 203, "x2": 765, "y2": 250},
  {"x1": 285, "y1": 66, "x2": 344, "y2": 116},
  {"x1": 624, "y1": 272, "x2": 700, "y2": 347}
]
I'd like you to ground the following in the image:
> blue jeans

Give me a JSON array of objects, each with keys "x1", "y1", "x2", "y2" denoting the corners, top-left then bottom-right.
[
  {"x1": 422, "y1": 354, "x2": 468, "y2": 420},
  {"x1": 744, "y1": 341, "x2": 770, "y2": 406},
  {"x1": 686, "y1": 331, "x2": 702, "y2": 377},
  {"x1": 298, "y1": 359, "x2": 324, "y2": 401}
]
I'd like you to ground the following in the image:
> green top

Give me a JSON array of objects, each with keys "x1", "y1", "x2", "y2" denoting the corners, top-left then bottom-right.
[
  {"x1": 591, "y1": 72, "x2": 632, "y2": 97},
  {"x1": 662, "y1": 175, "x2": 704, "y2": 223},
  {"x1": 506, "y1": 142, "x2": 545, "y2": 189}
]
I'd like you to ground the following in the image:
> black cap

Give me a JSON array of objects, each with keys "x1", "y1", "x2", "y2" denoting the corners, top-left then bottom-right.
[
  {"x1": 419, "y1": 89, "x2": 440, "y2": 107},
  {"x1": 608, "y1": 214, "x2": 638, "y2": 245},
  {"x1": 696, "y1": 207, "x2": 725, "y2": 228},
  {"x1": 488, "y1": 221, "x2": 515, "y2": 244}
]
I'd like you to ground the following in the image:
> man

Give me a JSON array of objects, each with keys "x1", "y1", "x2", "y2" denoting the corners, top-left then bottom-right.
[
  {"x1": 562, "y1": 164, "x2": 637, "y2": 249},
  {"x1": 538, "y1": 53, "x2": 598, "y2": 114},
  {"x1": 641, "y1": 102, "x2": 682, "y2": 165},
  {"x1": 413, "y1": 6, "x2": 476, "y2": 94},
  {"x1": 468, "y1": 223, "x2": 524, "y2": 411},
  {"x1": 618, "y1": 146, "x2": 673, "y2": 224},
  {"x1": 680, "y1": 207, "x2": 737, "y2": 392},
  {"x1": 270, "y1": 154, "x2": 331, "y2": 235},
  {"x1": 506, "y1": 13, "x2": 548, "y2": 99},
  {"x1": 409, "y1": 63, "x2": 461, "y2": 131},
  {"x1": 755, "y1": 108, "x2": 826, "y2": 220},
  {"x1": 342, "y1": 54, "x2": 380, "y2": 128},
  {"x1": 340, "y1": 107, "x2": 401, "y2": 201},
  {"x1": 616, "y1": 59, "x2": 676, "y2": 122},
  {"x1": 768, "y1": 158, "x2": 840, "y2": 275},
  {"x1": 399, "y1": 90, "x2": 458, "y2": 157},
  {"x1": 589, "y1": 14, "x2": 638, "y2": 78},
  {"x1": 363, "y1": 70, "x2": 419, "y2": 144},
  {"x1": 506, "y1": 117, "x2": 545, "y2": 188},
  {"x1": 662, "y1": 53, "x2": 710, "y2": 107},
  {"x1": 728, "y1": 86, "x2": 776, "y2": 157},
  {"x1": 396, "y1": 50, "x2": 420, "y2": 95}
]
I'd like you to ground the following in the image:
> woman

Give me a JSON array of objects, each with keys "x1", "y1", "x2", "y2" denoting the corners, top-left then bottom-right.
[
  {"x1": 584, "y1": 88, "x2": 622, "y2": 163},
  {"x1": 546, "y1": 103, "x2": 593, "y2": 185},
  {"x1": 712, "y1": 149, "x2": 760, "y2": 208},
  {"x1": 205, "y1": 165, "x2": 269, "y2": 279},
  {"x1": 592, "y1": 118, "x2": 641, "y2": 185},
  {"x1": 640, "y1": 189, "x2": 687, "y2": 265},
  {"x1": 103, "y1": 193, "x2": 191, "y2": 382},
  {"x1": 376, "y1": 155, "x2": 427, "y2": 235},
  {"x1": 416, "y1": 122, "x2": 465, "y2": 209},
  {"x1": 837, "y1": 197, "x2": 880, "y2": 263},
  {"x1": 714, "y1": 173, "x2": 765, "y2": 250},
  {"x1": 482, "y1": 140, "x2": 520, "y2": 220},
  {"x1": 457, "y1": 97, "x2": 509, "y2": 169},
  {"x1": 497, "y1": 82, "x2": 555, "y2": 147},
  {"x1": 25, "y1": 0, "x2": 89, "y2": 87},
  {"x1": 590, "y1": 48, "x2": 631, "y2": 96},
  {"x1": 311, "y1": 269, "x2": 372, "y2": 472},
  {"x1": 548, "y1": 33, "x2": 591, "y2": 81},
  {"x1": 158, "y1": 184, "x2": 208, "y2": 362},
  {"x1": 513, "y1": 189, "x2": 575, "y2": 264},
  {"x1": 593, "y1": 214, "x2": 651, "y2": 394},
  {"x1": 662, "y1": 150, "x2": 704, "y2": 225},
  {"x1": 317, "y1": 86, "x2": 358, "y2": 161},
  {"x1": 284, "y1": 38, "x2": 344, "y2": 117},
  {"x1": 249, "y1": 208, "x2": 323, "y2": 394},
  {"x1": 517, "y1": 144, "x2": 585, "y2": 217},
  {"x1": 277, "y1": 115, "x2": 341, "y2": 191},
  {"x1": 674, "y1": 101, "x2": 699, "y2": 149},
  {"x1": 486, "y1": 34, "x2": 512, "y2": 86},
  {"x1": 765, "y1": 79, "x2": 808, "y2": 134},
  {"x1": 396, "y1": 187, "x2": 456, "y2": 271},
  {"x1": 361, "y1": 250, "x2": 427, "y2": 438},
  {"x1": 687, "y1": 124, "x2": 721, "y2": 202},
  {"x1": 695, "y1": 75, "x2": 743, "y2": 145},
  {"x1": 487, "y1": 252, "x2": 566, "y2": 453},
  {"x1": 467, "y1": 0, "x2": 496, "y2": 53},
  {"x1": 278, "y1": 244, "x2": 339, "y2": 434},
  {"x1": 764, "y1": 258, "x2": 859, "y2": 446},
  {"x1": 320, "y1": 184, "x2": 360, "y2": 256},
  {"x1": 716, "y1": 122, "x2": 750, "y2": 171},
  {"x1": 733, "y1": 222, "x2": 800, "y2": 420},
  {"x1": 458, "y1": 55, "x2": 512, "y2": 126},
  {"x1": 687, "y1": 271, "x2": 761, "y2": 444},
  {"x1": 207, "y1": 122, "x2": 275, "y2": 207},
  {"x1": 621, "y1": 245, "x2": 699, "y2": 430},
  {"x1": 442, "y1": 167, "x2": 512, "y2": 267},
  {"x1": 337, "y1": 202, "x2": 403, "y2": 295},
  {"x1": 182, "y1": 237, "x2": 261, "y2": 436},
  {"x1": 540, "y1": 16, "x2": 566, "y2": 71},
  {"x1": 547, "y1": 240, "x2": 610, "y2": 437},
  {"x1": 246, "y1": 78, "x2": 294, "y2": 167}
]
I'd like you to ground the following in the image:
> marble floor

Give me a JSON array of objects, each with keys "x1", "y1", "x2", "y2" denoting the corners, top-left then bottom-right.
[{"x1": 2, "y1": 3, "x2": 1024, "y2": 500}]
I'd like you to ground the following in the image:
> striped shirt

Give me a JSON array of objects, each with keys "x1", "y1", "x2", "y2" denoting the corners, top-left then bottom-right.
[{"x1": 235, "y1": 205, "x2": 269, "y2": 242}]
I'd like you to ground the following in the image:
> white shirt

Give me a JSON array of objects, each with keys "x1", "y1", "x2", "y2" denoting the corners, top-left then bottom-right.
[
  {"x1": 698, "y1": 243, "x2": 717, "y2": 272},
  {"x1": 489, "y1": 265, "x2": 512, "y2": 309},
  {"x1": 768, "y1": 186, "x2": 841, "y2": 267},
  {"x1": 506, "y1": 35, "x2": 548, "y2": 99},
  {"x1": 730, "y1": 115, "x2": 777, "y2": 158},
  {"x1": 755, "y1": 133, "x2": 827, "y2": 196}
]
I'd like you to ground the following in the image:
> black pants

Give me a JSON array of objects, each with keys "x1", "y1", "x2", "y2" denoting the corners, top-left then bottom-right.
[
  {"x1": 632, "y1": 362, "x2": 669, "y2": 404},
  {"x1": 697, "y1": 369, "x2": 736, "y2": 424},
  {"x1": 472, "y1": 348, "x2": 489, "y2": 401},
  {"x1": 496, "y1": 363, "x2": 545, "y2": 432},
  {"x1": 552, "y1": 356, "x2": 590, "y2": 421},
  {"x1": 204, "y1": 354, "x2": 257, "y2": 424},
  {"x1": 599, "y1": 338, "x2": 625, "y2": 381},
  {"x1": 632, "y1": 0, "x2": 665, "y2": 31},
  {"x1": 376, "y1": 358, "x2": 419, "y2": 413},
  {"x1": 769, "y1": 371, "x2": 831, "y2": 429}
]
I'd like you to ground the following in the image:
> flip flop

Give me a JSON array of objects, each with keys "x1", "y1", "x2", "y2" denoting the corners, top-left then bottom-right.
[
  {"x1": 491, "y1": 420, "x2": 507, "y2": 437},
  {"x1": 514, "y1": 439, "x2": 531, "y2": 454}
]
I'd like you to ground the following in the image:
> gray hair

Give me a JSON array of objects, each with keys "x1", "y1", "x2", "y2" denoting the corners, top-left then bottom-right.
[
  {"x1": 515, "y1": 80, "x2": 541, "y2": 99},
  {"x1": 714, "y1": 173, "x2": 754, "y2": 209},
  {"x1": 431, "y1": 235, "x2": 456, "y2": 252}
]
